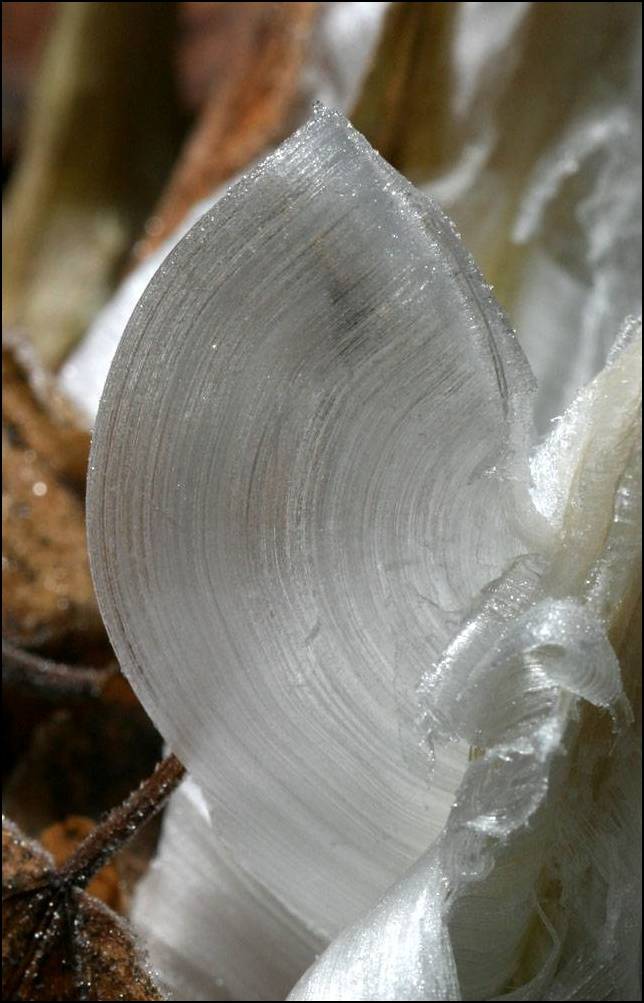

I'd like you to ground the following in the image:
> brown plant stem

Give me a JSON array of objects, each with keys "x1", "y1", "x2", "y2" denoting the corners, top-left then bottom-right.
[
  {"x1": 3, "y1": 754, "x2": 185, "y2": 904},
  {"x1": 3, "y1": 2, "x2": 186, "y2": 368},
  {"x1": 2, "y1": 638, "x2": 115, "y2": 699},
  {"x1": 54, "y1": 754, "x2": 186, "y2": 891}
]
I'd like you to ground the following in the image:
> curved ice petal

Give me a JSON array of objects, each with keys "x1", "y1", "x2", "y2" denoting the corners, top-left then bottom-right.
[{"x1": 87, "y1": 106, "x2": 538, "y2": 935}]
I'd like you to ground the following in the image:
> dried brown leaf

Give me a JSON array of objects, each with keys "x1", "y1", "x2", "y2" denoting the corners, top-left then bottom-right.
[
  {"x1": 3, "y1": 757, "x2": 184, "y2": 1000},
  {"x1": 2, "y1": 351, "x2": 105, "y2": 653},
  {"x1": 2, "y1": 435, "x2": 103, "y2": 652},
  {"x1": 2, "y1": 349, "x2": 90, "y2": 490},
  {"x1": 136, "y1": 1, "x2": 318, "y2": 260},
  {"x1": 2, "y1": 819, "x2": 164, "y2": 1001}
]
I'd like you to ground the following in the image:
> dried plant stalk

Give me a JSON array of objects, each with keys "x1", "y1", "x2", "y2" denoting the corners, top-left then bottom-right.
[
  {"x1": 1, "y1": 639, "x2": 114, "y2": 699},
  {"x1": 351, "y1": 2, "x2": 460, "y2": 181},
  {"x1": 2, "y1": 2, "x2": 186, "y2": 368}
]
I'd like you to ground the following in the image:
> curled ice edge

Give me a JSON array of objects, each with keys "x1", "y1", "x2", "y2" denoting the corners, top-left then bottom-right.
[{"x1": 290, "y1": 322, "x2": 641, "y2": 1000}]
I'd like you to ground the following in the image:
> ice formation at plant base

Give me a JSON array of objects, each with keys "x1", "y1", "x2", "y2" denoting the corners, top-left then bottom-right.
[{"x1": 87, "y1": 107, "x2": 641, "y2": 1001}]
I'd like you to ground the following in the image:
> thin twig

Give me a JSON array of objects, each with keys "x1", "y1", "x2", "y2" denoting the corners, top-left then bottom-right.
[
  {"x1": 2, "y1": 637, "x2": 116, "y2": 698},
  {"x1": 2, "y1": 754, "x2": 183, "y2": 1001},
  {"x1": 55, "y1": 754, "x2": 185, "y2": 890}
]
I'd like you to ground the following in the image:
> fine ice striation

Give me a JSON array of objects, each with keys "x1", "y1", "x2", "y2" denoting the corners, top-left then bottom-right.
[
  {"x1": 133, "y1": 778, "x2": 324, "y2": 1001},
  {"x1": 89, "y1": 105, "x2": 538, "y2": 933},
  {"x1": 87, "y1": 107, "x2": 641, "y2": 1001}
]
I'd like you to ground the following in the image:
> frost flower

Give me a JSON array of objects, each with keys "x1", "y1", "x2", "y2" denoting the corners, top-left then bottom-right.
[{"x1": 87, "y1": 108, "x2": 641, "y2": 1001}]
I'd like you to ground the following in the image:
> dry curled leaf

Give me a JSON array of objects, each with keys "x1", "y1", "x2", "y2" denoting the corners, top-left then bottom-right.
[
  {"x1": 2, "y1": 437, "x2": 103, "y2": 652},
  {"x1": 2, "y1": 351, "x2": 105, "y2": 654},
  {"x1": 2, "y1": 819, "x2": 164, "y2": 1001},
  {"x1": 2, "y1": 348, "x2": 90, "y2": 490},
  {"x1": 135, "y1": 1, "x2": 318, "y2": 260}
]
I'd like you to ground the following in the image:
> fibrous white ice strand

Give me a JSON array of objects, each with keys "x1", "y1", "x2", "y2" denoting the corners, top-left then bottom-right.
[{"x1": 133, "y1": 779, "x2": 324, "y2": 1002}]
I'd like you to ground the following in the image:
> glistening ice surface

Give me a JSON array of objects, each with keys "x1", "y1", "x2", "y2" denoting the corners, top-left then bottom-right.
[
  {"x1": 88, "y1": 106, "x2": 538, "y2": 933},
  {"x1": 87, "y1": 108, "x2": 641, "y2": 1000}
]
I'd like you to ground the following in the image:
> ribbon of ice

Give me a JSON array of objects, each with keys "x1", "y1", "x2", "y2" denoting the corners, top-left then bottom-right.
[{"x1": 87, "y1": 108, "x2": 641, "y2": 1001}]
